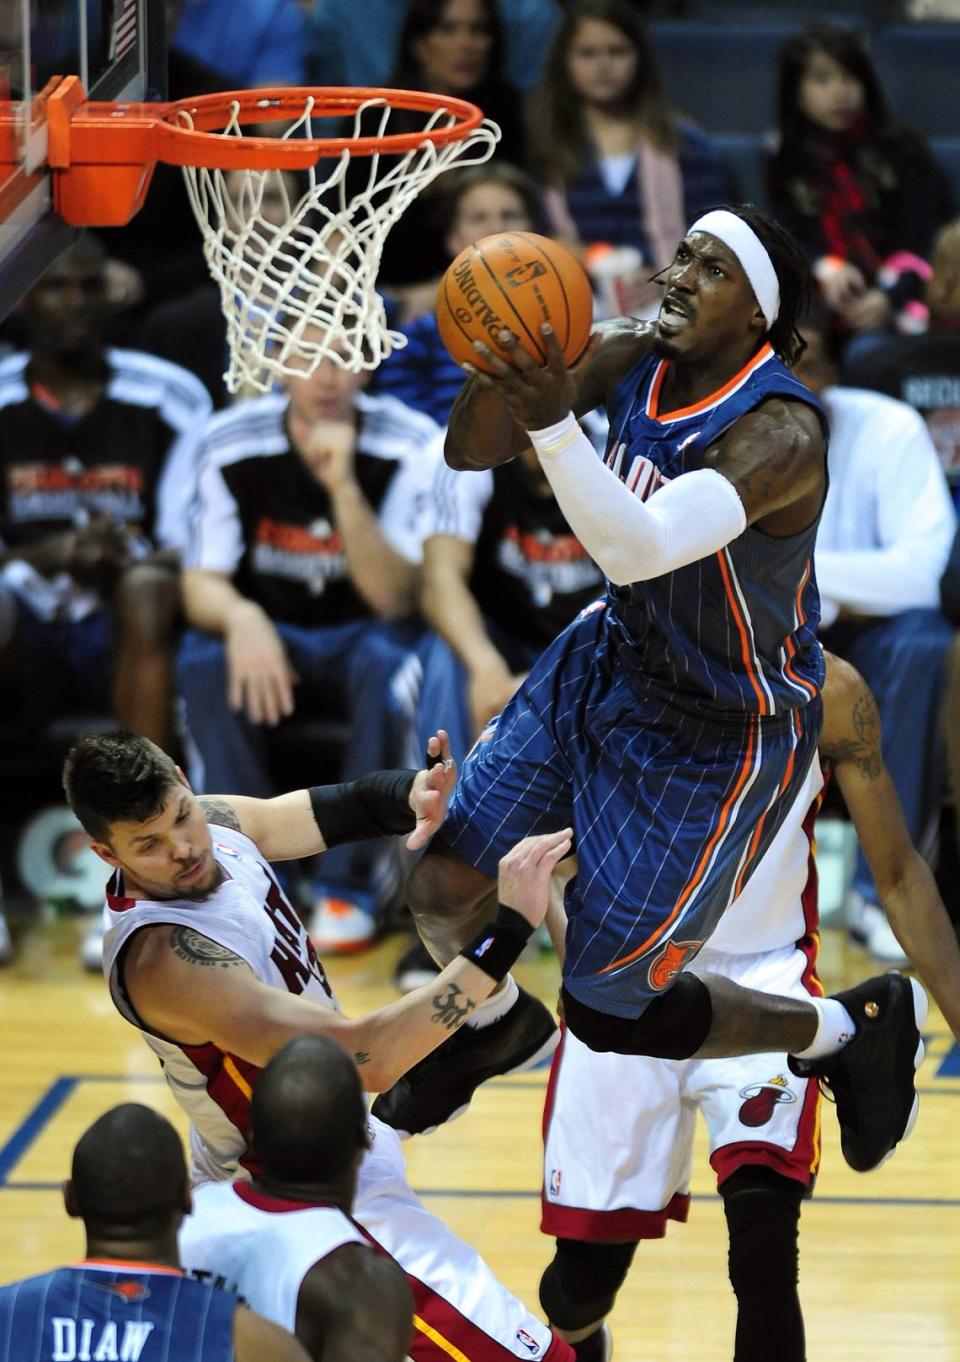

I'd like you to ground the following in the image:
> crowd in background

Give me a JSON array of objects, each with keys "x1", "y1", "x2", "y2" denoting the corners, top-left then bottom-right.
[{"x1": 2, "y1": 0, "x2": 960, "y2": 973}]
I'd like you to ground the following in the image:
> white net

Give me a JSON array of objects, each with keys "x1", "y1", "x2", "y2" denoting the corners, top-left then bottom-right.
[{"x1": 178, "y1": 96, "x2": 500, "y2": 394}]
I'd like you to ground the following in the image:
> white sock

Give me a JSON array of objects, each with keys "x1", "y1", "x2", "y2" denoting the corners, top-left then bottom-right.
[
  {"x1": 467, "y1": 973, "x2": 519, "y2": 1029},
  {"x1": 793, "y1": 997, "x2": 857, "y2": 1061}
]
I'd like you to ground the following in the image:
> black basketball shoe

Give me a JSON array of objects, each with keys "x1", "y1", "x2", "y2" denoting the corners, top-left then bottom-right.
[
  {"x1": 788, "y1": 973, "x2": 927, "y2": 1173},
  {"x1": 372, "y1": 986, "x2": 559, "y2": 1137}
]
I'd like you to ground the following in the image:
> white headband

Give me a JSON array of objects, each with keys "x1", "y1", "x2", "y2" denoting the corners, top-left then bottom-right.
[{"x1": 688, "y1": 210, "x2": 780, "y2": 330}]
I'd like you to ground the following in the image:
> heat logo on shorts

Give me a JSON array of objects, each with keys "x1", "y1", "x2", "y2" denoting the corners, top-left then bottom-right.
[
  {"x1": 515, "y1": 1326, "x2": 542, "y2": 1354},
  {"x1": 737, "y1": 1074, "x2": 797, "y2": 1127}
]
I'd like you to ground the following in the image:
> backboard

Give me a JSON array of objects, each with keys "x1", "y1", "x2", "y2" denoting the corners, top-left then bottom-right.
[{"x1": 0, "y1": 0, "x2": 164, "y2": 317}]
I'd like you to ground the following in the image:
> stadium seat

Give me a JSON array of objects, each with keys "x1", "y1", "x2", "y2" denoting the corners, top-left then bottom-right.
[
  {"x1": 712, "y1": 133, "x2": 769, "y2": 210},
  {"x1": 872, "y1": 25, "x2": 960, "y2": 138},
  {"x1": 651, "y1": 22, "x2": 789, "y2": 134},
  {"x1": 931, "y1": 139, "x2": 960, "y2": 215}
]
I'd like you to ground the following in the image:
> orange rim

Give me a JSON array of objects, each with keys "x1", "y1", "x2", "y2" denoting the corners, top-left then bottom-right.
[
  {"x1": 161, "y1": 85, "x2": 487, "y2": 162},
  {"x1": 13, "y1": 78, "x2": 490, "y2": 227}
]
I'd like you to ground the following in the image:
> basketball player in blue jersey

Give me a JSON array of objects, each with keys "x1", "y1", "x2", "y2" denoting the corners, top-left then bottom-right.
[
  {"x1": 374, "y1": 205, "x2": 927, "y2": 1185},
  {"x1": 0, "y1": 1103, "x2": 308, "y2": 1362}
]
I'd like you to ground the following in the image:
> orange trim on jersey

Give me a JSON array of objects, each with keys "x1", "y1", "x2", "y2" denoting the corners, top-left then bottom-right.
[
  {"x1": 733, "y1": 809, "x2": 769, "y2": 901},
  {"x1": 716, "y1": 549, "x2": 770, "y2": 715},
  {"x1": 223, "y1": 1053, "x2": 254, "y2": 1099},
  {"x1": 77, "y1": 1258, "x2": 184, "y2": 1276},
  {"x1": 649, "y1": 343, "x2": 774, "y2": 423},
  {"x1": 599, "y1": 722, "x2": 758, "y2": 975},
  {"x1": 413, "y1": 1314, "x2": 472, "y2": 1362},
  {"x1": 782, "y1": 559, "x2": 819, "y2": 700},
  {"x1": 645, "y1": 359, "x2": 669, "y2": 416}
]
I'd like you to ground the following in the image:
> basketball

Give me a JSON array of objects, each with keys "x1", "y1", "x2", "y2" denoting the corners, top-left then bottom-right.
[{"x1": 436, "y1": 232, "x2": 594, "y2": 374}]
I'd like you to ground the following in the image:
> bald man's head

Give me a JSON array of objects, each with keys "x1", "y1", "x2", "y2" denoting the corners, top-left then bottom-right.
[
  {"x1": 251, "y1": 1036, "x2": 369, "y2": 1187},
  {"x1": 928, "y1": 220, "x2": 960, "y2": 321},
  {"x1": 67, "y1": 1104, "x2": 189, "y2": 1237}
]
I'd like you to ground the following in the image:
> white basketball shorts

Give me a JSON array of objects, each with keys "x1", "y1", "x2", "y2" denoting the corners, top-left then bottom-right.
[{"x1": 541, "y1": 939, "x2": 822, "y2": 1243}]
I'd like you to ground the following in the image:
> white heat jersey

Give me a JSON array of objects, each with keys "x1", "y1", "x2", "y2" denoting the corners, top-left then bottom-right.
[
  {"x1": 704, "y1": 754, "x2": 824, "y2": 956},
  {"x1": 101, "y1": 823, "x2": 338, "y2": 1183},
  {"x1": 181, "y1": 1181, "x2": 365, "y2": 1330}
]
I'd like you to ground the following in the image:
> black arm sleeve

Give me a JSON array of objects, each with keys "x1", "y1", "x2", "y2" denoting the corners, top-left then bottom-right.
[{"x1": 310, "y1": 770, "x2": 417, "y2": 848}]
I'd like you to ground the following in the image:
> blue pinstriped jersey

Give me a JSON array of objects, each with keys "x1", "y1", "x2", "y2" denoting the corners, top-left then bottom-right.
[
  {"x1": 0, "y1": 1264, "x2": 236, "y2": 1361},
  {"x1": 603, "y1": 341, "x2": 827, "y2": 718}
]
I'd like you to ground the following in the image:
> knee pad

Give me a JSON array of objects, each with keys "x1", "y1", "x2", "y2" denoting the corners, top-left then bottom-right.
[
  {"x1": 720, "y1": 1168, "x2": 806, "y2": 1362},
  {"x1": 561, "y1": 973, "x2": 712, "y2": 1060},
  {"x1": 721, "y1": 1167, "x2": 803, "y2": 1290},
  {"x1": 539, "y1": 1238, "x2": 636, "y2": 1332}
]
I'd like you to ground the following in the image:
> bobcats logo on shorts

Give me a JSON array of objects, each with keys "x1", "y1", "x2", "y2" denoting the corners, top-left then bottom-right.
[
  {"x1": 647, "y1": 939, "x2": 701, "y2": 991},
  {"x1": 738, "y1": 1074, "x2": 797, "y2": 1127}
]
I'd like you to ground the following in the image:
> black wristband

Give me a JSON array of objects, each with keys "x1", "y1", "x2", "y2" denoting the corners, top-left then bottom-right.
[
  {"x1": 461, "y1": 904, "x2": 535, "y2": 983},
  {"x1": 309, "y1": 770, "x2": 417, "y2": 848}
]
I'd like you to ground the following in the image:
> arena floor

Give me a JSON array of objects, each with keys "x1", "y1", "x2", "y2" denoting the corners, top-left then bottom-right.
[{"x1": 2, "y1": 920, "x2": 959, "y2": 1361}]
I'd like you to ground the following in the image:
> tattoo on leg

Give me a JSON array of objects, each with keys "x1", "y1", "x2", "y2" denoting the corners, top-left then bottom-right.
[
  {"x1": 170, "y1": 925, "x2": 243, "y2": 968},
  {"x1": 198, "y1": 796, "x2": 242, "y2": 831},
  {"x1": 431, "y1": 983, "x2": 476, "y2": 1031}
]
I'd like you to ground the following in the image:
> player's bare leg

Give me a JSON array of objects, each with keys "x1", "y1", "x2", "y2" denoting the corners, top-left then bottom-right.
[
  {"x1": 407, "y1": 844, "x2": 498, "y2": 964},
  {"x1": 945, "y1": 633, "x2": 960, "y2": 857},
  {"x1": 373, "y1": 846, "x2": 560, "y2": 1136},
  {"x1": 690, "y1": 973, "x2": 819, "y2": 1057}
]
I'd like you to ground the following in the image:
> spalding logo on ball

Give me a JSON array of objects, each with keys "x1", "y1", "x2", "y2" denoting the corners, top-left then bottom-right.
[{"x1": 437, "y1": 231, "x2": 594, "y2": 374}]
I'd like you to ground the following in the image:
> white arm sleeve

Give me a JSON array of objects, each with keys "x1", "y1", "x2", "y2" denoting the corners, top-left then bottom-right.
[{"x1": 528, "y1": 414, "x2": 747, "y2": 586}]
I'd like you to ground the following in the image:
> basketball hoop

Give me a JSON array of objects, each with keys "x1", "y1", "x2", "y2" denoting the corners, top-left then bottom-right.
[{"x1": 26, "y1": 79, "x2": 501, "y2": 392}]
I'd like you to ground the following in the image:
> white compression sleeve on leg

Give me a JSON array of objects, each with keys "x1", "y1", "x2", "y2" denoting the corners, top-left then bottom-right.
[{"x1": 528, "y1": 413, "x2": 747, "y2": 585}]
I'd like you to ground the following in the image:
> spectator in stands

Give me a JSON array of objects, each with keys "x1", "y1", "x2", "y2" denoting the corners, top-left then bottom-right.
[
  {"x1": 178, "y1": 341, "x2": 438, "y2": 955},
  {"x1": 845, "y1": 218, "x2": 960, "y2": 498},
  {"x1": 306, "y1": 0, "x2": 561, "y2": 92},
  {"x1": 0, "y1": 237, "x2": 210, "y2": 970},
  {"x1": 765, "y1": 24, "x2": 952, "y2": 344},
  {"x1": 372, "y1": 162, "x2": 541, "y2": 424},
  {"x1": 0, "y1": 237, "x2": 208, "y2": 755},
  {"x1": 528, "y1": 0, "x2": 731, "y2": 320},
  {"x1": 374, "y1": 0, "x2": 528, "y2": 318},
  {"x1": 792, "y1": 314, "x2": 956, "y2": 961}
]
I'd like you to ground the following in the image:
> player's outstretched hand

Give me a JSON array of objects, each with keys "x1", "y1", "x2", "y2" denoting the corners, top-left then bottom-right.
[
  {"x1": 465, "y1": 325, "x2": 600, "y2": 432},
  {"x1": 407, "y1": 730, "x2": 457, "y2": 851},
  {"x1": 498, "y1": 828, "x2": 574, "y2": 929}
]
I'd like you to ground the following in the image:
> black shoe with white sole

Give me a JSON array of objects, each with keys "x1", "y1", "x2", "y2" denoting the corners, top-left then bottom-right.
[
  {"x1": 788, "y1": 973, "x2": 927, "y2": 1173},
  {"x1": 372, "y1": 986, "x2": 559, "y2": 1137}
]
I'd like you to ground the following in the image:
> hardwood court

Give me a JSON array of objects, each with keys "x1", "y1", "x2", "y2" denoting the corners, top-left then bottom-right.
[{"x1": 2, "y1": 918, "x2": 959, "y2": 1361}]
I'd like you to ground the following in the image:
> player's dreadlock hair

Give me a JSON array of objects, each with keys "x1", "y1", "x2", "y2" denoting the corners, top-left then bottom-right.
[
  {"x1": 725, "y1": 203, "x2": 812, "y2": 367},
  {"x1": 63, "y1": 730, "x2": 181, "y2": 843}
]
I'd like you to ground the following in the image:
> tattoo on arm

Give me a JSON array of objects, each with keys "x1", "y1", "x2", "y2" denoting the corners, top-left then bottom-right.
[
  {"x1": 354, "y1": 1051, "x2": 371, "y2": 1066},
  {"x1": 431, "y1": 982, "x2": 477, "y2": 1031},
  {"x1": 170, "y1": 925, "x2": 244, "y2": 968},
  {"x1": 827, "y1": 691, "x2": 883, "y2": 780},
  {"x1": 198, "y1": 796, "x2": 242, "y2": 832}
]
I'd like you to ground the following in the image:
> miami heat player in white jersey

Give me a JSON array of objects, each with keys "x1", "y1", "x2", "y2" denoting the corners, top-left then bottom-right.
[
  {"x1": 182, "y1": 1185, "x2": 365, "y2": 1330},
  {"x1": 103, "y1": 823, "x2": 337, "y2": 1184},
  {"x1": 102, "y1": 824, "x2": 571, "y2": 1362}
]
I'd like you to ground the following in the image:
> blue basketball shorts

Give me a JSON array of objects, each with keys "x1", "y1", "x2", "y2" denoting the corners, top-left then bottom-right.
[{"x1": 437, "y1": 605, "x2": 822, "y2": 1018}]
